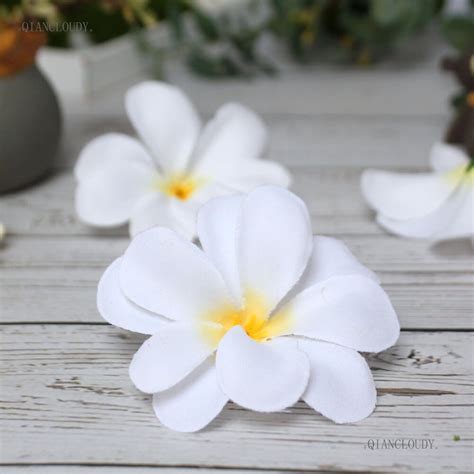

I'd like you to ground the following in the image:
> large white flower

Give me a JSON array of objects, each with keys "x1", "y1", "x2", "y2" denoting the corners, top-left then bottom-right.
[
  {"x1": 97, "y1": 186, "x2": 399, "y2": 432},
  {"x1": 361, "y1": 142, "x2": 473, "y2": 240},
  {"x1": 74, "y1": 81, "x2": 290, "y2": 239}
]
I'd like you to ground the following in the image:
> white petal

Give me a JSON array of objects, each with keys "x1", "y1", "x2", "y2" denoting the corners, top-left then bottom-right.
[
  {"x1": 216, "y1": 326, "x2": 309, "y2": 412},
  {"x1": 120, "y1": 227, "x2": 231, "y2": 321},
  {"x1": 129, "y1": 322, "x2": 216, "y2": 393},
  {"x1": 430, "y1": 142, "x2": 469, "y2": 172},
  {"x1": 289, "y1": 236, "x2": 379, "y2": 299},
  {"x1": 377, "y1": 184, "x2": 473, "y2": 240},
  {"x1": 197, "y1": 194, "x2": 244, "y2": 305},
  {"x1": 153, "y1": 357, "x2": 228, "y2": 432},
  {"x1": 361, "y1": 169, "x2": 462, "y2": 220},
  {"x1": 129, "y1": 194, "x2": 191, "y2": 239},
  {"x1": 238, "y1": 186, "x2": 313, "y2": 313},
  {"x1": 97, "y1": 258, "x2": 169, "y2": 334},
  {"x1": 125, "y1": 81, "x2": 201, "y2": 173},
  {"x1": 169, "y1": 182, "x2": 235, "y2": 240},
  {"x1": 193, "y1": 102, "x2": 267, "y2": 172},
  {"x1": 75, "y1": 161, "x2": 153, "y2": 227},
  {"x1": 299, "y1": 339, "x2": 376, "y2": 423},
  {"x1": 285, "y1": 275, "x2": 400, "y2": 352},
  {"x1": 74, "y1": 133, "x2": 154, "y2": 182}
]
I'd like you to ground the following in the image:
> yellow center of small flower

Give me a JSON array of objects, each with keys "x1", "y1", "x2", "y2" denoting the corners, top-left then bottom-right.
[
  {"x1": 444, "y1": 164, "x2": 474, "y2": 187},
  {"x1": 200, "y1": 290, "x2": 293, "y2": 347},
  {"x1": 155, "y1": 174, "x2": 200, "y2": 200}
]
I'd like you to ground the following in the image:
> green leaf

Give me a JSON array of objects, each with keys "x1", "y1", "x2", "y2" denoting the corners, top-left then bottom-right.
[{"x1": 441, "y1": 16, "x2": 474, "y2": 52}]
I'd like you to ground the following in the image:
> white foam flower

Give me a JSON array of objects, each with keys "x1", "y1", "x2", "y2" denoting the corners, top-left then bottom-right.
[
  {"x1": 74, "y1": 81, "x2": 290, "y2": 239},
  {"x1": 361, "y1": 142, "x2": 474, "y2": 241},
  {"x1": 97, "y1": 185, "x2": 400, "y2": 432}
]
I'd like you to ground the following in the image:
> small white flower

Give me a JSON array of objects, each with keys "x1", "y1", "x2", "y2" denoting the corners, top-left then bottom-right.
[
  {"x1": 74, "y1": 81, "x2": 290, "y2": 239},
  {"x1": 361, "y1": 143, "x2": 473, "y2": 241},
  {"x1": 97, "y1": 186, "x2": 400, "y2": 432},
  {"x1": 193, "y1": 0, "x2": 250, "y2": 15}
]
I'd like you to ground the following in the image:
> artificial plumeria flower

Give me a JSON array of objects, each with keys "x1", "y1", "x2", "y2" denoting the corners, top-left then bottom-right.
[
  {"x1": 74, "y1": 81, "x2": 290, "y2": 239},
  {"x1": 97, "y1": 186, "x2": 400, "y2": 432},
  {"x1": 361, "y1": 142, "x2": 473, "y2": 240}
]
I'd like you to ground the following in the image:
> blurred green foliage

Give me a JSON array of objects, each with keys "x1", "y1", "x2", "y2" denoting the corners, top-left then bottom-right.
[{"x1": 1, "y1": 0, "x2": 473, "y2": 78}]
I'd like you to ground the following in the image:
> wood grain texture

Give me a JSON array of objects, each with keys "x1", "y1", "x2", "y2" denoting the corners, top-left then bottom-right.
[{"x1": 1, "y1": 325, "x2": 472, "y2": 473}]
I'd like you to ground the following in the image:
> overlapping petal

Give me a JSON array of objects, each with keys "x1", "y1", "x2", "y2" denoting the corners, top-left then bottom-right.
[
  {"x1": 238, "y1": 186, "x2": 313, "y2": 313},
  {"x1": 97, "y1": 258, "x2": 168, "y2": 334},
  {"x1": 216, "y1": 326, "x2": 310, "y2": 411},
  {"x1": 430, "y1": 142, "x2": 469, "y2": 172},
  {"x1": 126, "y1": 81, "x2": 201, "y2": 173},
  {"x1": 129, "y1": 322, "x2": 218, "y2": 393},
  {"x1": 361, "y1": 169, "x2": 463, "y2": 220},
  {"x1": 300, "y1": 339, "x2": 376, "y2": 423},
  {"x1": 153, "y1": 357, "x2": 228, "y2": 432},
  {"x1": 120, "y1": 227, "x2": 232, "y2": 321},
  {"x1": 282, "y1": 275, "x2": 399, "y2": 352}
]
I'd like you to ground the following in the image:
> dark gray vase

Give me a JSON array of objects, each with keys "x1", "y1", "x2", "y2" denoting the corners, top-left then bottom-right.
[{"x1": 0, "y1": 63, "x2": 61, "y2": 193}]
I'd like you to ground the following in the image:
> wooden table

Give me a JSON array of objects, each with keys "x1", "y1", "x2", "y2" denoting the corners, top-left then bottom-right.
[{"x1": 1, "y1": 45, "x2": 473, "y2": 473}]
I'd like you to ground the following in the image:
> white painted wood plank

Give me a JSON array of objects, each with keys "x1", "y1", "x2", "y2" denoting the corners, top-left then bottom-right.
[
  {"x1": 54, "y1": 113, "x2": 445, "y2": 171},
  {"x1": 3, "y1": 468, "x2": 285, "y2": 474},
  {"x1": 1, "y1": 326, "x2": 472, "y2": 472}
]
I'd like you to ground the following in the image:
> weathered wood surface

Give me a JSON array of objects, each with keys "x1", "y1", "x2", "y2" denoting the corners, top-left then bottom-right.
[
  {"x1": 1, "y1": 42, "x2": 473, "y2": 473},
  {"x1": 1, "y1": 326, "x2": 472, "y2": 473}
]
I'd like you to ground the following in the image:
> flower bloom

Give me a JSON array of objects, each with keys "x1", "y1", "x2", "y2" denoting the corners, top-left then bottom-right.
[
  {"x1": 361, "y1": 143, "x2": 473, "y2": 240},
  {"x1": 74, "y1": 81, "x2": 290, "y2": 239},
  {"x1": 97, "y1": 186, "x2": 400, "y2": 432}
]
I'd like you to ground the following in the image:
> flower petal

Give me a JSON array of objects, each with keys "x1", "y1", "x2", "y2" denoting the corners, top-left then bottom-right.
[
  {"x1": 361, "y1": 169, "x2": 462, "y2": 220},
  {"x1": 197, "y1": 194, "x2": 244, "y2": 305},
  {"x1": 284, "y1": 275, "x2": 400, "y2": 352},
  {"x1": 153, "y1": 357, "x2": 228, "y2": 432},
  {"x1": 75, "y1": 161, "x2": 153, "y2": 227},
  {"x1": 129, "y1": 194, "x2": 192, "y2": 239},
  {"x1": 97, "y1": 257, "x2": 169, "y2": 334},
  {"x1": 288, "y1": 236, "x2": 379, "y2": 299},
  {"x1": 193, "y1": 102, "x2": 267, "y2": 172},
  {"x1": 74, "y1": 133, "x2": 154, "y2": 182},
  {"x1": 377, "y1": 184, "x2": 473, "y2": 240},
  {"x1": 129, "y1": 322, "x2": 216, "y2": 393},
  {"x1": 120, "y1": 227, "x2": 231, "y2": 321},
  {"x1": 430, "y1": 142, "x2": 469, "y2": 172},
  {"x1": 216, "y1": 326, "x2": 310, "y2": 412},
  {"x1": 299, "y1": 339, "x2": 376, "y2": 423},
  {"x1": 125, "y1": 81, "x2": 201, "y2": 173},
  {"x1": 238, "y1": 186, "x2": 313, "y2": 313},
  {"x1": 169, "y1": 182, "x2": 235, "y2": 240}
]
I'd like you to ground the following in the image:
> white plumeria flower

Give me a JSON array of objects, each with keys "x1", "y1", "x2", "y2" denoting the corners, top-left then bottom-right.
[
  {"x1": 74, "y1": 81, "x2": 290, "y2": 239},
  {"x1": 361, "y1": 142, "x2": 474, "y2": 241},
  {"x1": 97, "y1": 185, "x2": 400, "y2": 432}
]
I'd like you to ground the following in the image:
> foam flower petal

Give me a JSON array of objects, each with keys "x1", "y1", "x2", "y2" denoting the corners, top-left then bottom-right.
[
  {"x1": 288, "y1": 236, "x2": 379, "y2": 300},
  {"x1": 193, "y1": 103, "x2": 267, "y2": 171},
  {"x1": 74, "y1": 133, "x2": 154, "y2": 182},
  {"x1": 75, "y1": 160, "x2": 154, "y2": 227},
  {"x1": 197, "y1": 194, "x2": 244, "y2": 305},
  {"x1": 126, "y1": 82, "x2": 201, "y2": 173},
  {"x1": 129, "y1": 194, "x2": 192, "y2": 239},
  {"x1": 153, "y1": 357, "x2": 228, "y2": 432},
  {"x1": 378, "y1": 185, "x2": 473, "y2": 240},
  {"x1": 361, "y1": 169, "x2": 462, "y2": 220},
  {"x1": 430, "y1": 142, "x2": 469, "y2": 172},
  {"x1": 238, "y1": 186, "x2": 313, "y2": 313},
  {"x1": 216, "y1": 326, "x2": 310, "y2": 412},
  {"x1": 129, "y1": 322, "x2": 217, "y2": 393},
  {"x1": 120, "y1": 227, "x2": 231, "y2": 321},
  {"x1": 299, "y1": 339, "x2": 376, "y2": 423},
  {"x1": 283, "y1": 275, "x2": 400, "y2": 352},
  {"x1": 97, "y1": 258, "x2": 169, "y2": 334}
]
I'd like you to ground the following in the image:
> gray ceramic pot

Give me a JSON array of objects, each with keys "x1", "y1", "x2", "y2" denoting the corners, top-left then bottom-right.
[{"x1": 0, "y1": 63, "x2": 61, "y2": 193}]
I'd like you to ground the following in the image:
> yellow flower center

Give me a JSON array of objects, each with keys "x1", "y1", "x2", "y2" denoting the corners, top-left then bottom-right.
[
  {"x1": 200, "y1": 290, "x2": 293, "y2": 347},
  {"x1": 155, "y1": 174, "x2": 200, "y2": 201},
  {"x1": 444, "y1": 164, "x2": 474, "y2": 187}
]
